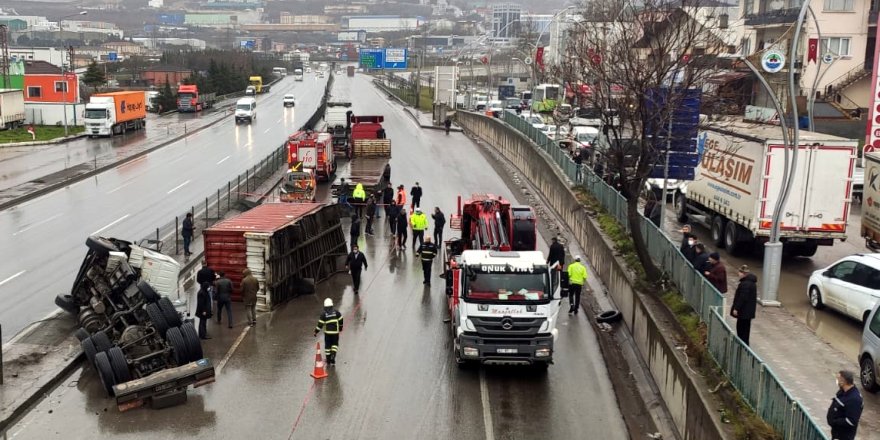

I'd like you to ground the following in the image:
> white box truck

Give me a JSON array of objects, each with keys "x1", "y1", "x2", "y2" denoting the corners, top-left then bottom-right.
[
  {"x1": 677, "y1": 120, "x2": 857, "y2": 257},
  {"x1": 0, "y1": 89, "x2": 26, "y2": 130},
  {"x1": 861, "y1": 152, "x2": 880, "y2": 249}
]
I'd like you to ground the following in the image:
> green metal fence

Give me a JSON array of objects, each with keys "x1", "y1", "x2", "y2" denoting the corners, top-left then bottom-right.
[{"x1": 494, "y1": 110, "x2": 829, "y2": 440}]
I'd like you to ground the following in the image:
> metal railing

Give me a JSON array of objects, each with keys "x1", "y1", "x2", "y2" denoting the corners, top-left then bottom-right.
[{"x1": 469, "y1": 110, "x2": 828, "y2": 440}]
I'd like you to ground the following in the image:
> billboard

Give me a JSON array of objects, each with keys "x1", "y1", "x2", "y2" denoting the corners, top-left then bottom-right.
[
  {"x1": 240, "y1": 40, "x2": 255, "y2": 50},
  {"x1": 384, "y1": 48, "x2": 407, "y2": 69},
  {"x1": 358, "y1": 48, "x2": 408, "y2": 70},
  {"x1": 337, "y1": 30, "x2": 365, "y2": 42},
  {"x1": 866, "y1": 30, "x2": 880, "y2": 154}
]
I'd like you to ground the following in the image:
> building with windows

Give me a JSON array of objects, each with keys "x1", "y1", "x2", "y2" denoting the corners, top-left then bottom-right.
[
  {"x1": 492, "y1": 3, "x2": 522, "y2": 41},
  {"x1": 22, "y1": 60, "x2": 78, "y2": 103}
]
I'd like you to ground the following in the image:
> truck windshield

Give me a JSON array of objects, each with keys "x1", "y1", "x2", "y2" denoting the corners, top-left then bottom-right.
[
  {"x1": 464, "y1": 272, "x2": 548, "y2": 301},
  {"x1": 179, "y1": 93, "x2": 194, "y2": 101},
  {"x1": 84, "y1": 108, "x2": 107, "y2": 119}
]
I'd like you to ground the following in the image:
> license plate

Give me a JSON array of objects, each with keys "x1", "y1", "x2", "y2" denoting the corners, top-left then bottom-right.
[
  {"x1": 497, "y1": 348, "x2": 518, "y2": 354},
  {"x1": 787, "y1": 237, "x2": 806, "y2": 242}
]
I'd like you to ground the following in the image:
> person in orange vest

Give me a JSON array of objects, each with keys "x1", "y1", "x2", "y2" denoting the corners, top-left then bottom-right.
[{"x1": 395, "y1": 184, "x2": 407, "y2": 207}]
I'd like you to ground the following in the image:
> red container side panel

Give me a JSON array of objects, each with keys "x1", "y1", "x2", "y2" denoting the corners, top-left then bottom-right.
[{"x1": 203, "y1": 230, "x2": 247, "y2": 301}]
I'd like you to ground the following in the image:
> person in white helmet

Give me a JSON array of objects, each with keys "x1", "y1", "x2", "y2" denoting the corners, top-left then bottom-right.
[{"x1": 314, "y1": 298, "x2": 344, "y2": 365}]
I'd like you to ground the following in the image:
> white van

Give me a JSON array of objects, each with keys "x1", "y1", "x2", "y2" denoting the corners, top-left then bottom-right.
[{"x1": 235, "y1": 97, "x2": 257, "y2": 124}]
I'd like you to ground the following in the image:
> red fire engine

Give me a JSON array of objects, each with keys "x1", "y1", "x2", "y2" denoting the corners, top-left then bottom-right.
[{"x1": 287, "y1": 131, "x2": 336, "y2": 182}]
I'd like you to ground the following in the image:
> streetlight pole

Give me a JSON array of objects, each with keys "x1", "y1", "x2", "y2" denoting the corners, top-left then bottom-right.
[
  {"x1": 58, "y1": 11, "x2": 86, "y2": 137},
  {"x1": 529, "y1": 6, "x2": 576, "y2": 112}
]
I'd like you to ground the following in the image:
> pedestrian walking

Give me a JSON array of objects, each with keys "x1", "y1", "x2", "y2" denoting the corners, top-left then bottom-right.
[
  {"x1": 410, "y1": 182, "x2": 423, "y2": 210},
  {"x1": 704, "y1": 253, "x2": 728, "y2": 294},
  {"x1": 410, "y1": 207, "x2": 428, "y2": 249},
  {"x1": 566, "y1": 256, "x2": 588, "y2": 314},
  {"x1": 827, "y1": 370, "x2": 863, "y2": 440},
  {"x1": 547, "y1": 236, "x2": 565, "y2": 268},
  {"x1": 314, "y1": 298, "x2": 344, "y2": 365},
  {"x1": 396, "y1": 184, "x2": 407, "y2": 208},
  {"x1": 444, "y1": 117, "x2": 452, "y2": 135},
  {"x1": 731, "y1": 265, "x2": 757, "y2": 346},
  {"x1": 350, "y1": 213, "x2": 361, "y2": 249},
  {"x1": 373, "y1": 190, "x2": 383, "y2": 219},
  {"x1": 241, "y1": 268, "x2": 259, "y2": 326},
  {"x1": 196, "y1": 260, "x2": 216, "y2": 288},
  {"x1": 383, "y1": 163, "x2": 391, "y2": 182},
  {"x1": 679, "y1": 225, "x2": 697, "y2": 262},
  {"x1": 574, "y1": 150, "x2": 583, "y2": 182},
  {"x1": 195, "y1": 282, "x2": 213, "y2": 339},
  {"x1": 338, "y1": 178, "x2": 350, "y2": 210},
  {"x1": 182, "y1": 212, "x2": 195, "y2": 256},
  {"x1": 396, "y1": 209, "x2": 409, "y2": 251},
  {"x1": 352, "y1": 182, "x2": 367, "y2": 218},
  {"x1": 432, "y1": 207, "x2": 446, "y2": 245},
  {"x1": 345, "y1": 245, "x2": 368, "y2": 294},
  {"x1": 644, "y1": 193, "x2": 661, "y2": 226},
  {"x1": 382, "y1": 183, "x2": 394, "y2": 217},
  {"x1": 389, "y1": 202, "x2": 401, "y2": 236},
  {"x1": 692, "y1": 243, "x2": 709, "y2": 273},
  {"x1": 418, "y1": 237, "x2": 438, "y2": 285},
  {"x1": 214, "y1": 271, "x2": 234, "y2": 329},
  {"x1": 365, "y1": 195, "x2": 376, "y2": 236}
]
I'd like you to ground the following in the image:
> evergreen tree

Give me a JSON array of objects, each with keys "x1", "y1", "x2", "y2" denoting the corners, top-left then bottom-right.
[
  {"x1": 157, "y1": 75, "x2": 177, "y2": 113},
  {"x1": 82, "y1": 61, "x2": 106, "y2": 89}
]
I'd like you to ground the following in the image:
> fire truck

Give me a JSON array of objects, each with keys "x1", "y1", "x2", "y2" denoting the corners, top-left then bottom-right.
[
  {"x1": 287, "y1": 131, "x2": 336, "y2": 182},
  {"x1": 443, "y1": 194, "x2": 564, "y2": 368}
]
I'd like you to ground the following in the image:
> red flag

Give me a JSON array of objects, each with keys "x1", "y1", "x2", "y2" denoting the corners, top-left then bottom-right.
[
  {"x1": 480, "y1": 55, "x2": 489, "y2": 65},
  {"x1": 808, "y1": 38, "x2": 818, "y2": 64},
  {"x1": 535, "y1": 47, "x2": 545, "y2": 72}
]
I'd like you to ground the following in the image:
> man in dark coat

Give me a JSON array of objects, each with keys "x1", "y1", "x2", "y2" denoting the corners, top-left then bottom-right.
[
  {"x1": 827, "y1": 370, "x2": 863, "y2": 440},
  {"x1": 214, "y1": 272, "x2": 234, "y2": 329},
  {"x1": 679, "y1": 225, "x2": 697, "y2": 262},
  {"x1": 382, "y1": 183, "x2": 395, "y2": 217},
  {"x1": 195, "y1": 282, "x2": 212, "y2": 339},
  {"x1": 182, "y1": 212, "x2": 195, "y2": 256},
  {"x1": 196, "y1": 261, "x2": 215, "y2": 288},
  {"x1": 547, "y1": 236, "x2": 566, "y2": 268},
  {"x1": 396, "y1": 209, "x2": 409, "y2": 251},
  {"x1": 365, "y1": 195, "x2": 376, "y2": 236},
  {"x1": 410, "y1": 182, "x2": 423, "y2": 210},
  {"x1": 241, "y1": 268, "x2": 259, "y2": 326},
  {"x1": 704, "y1": 253, "x2": 728, "y2": 294},
  {"x1": 345, "y1": 245, "x2": 368, "y2": 294},
  {"x1": 417, "y1": 237, "x2": 438, "y2": 285},
  {"x1": 388, "y1": 202, "x2": 401, "y2": 235},
  {"x1": 350, "y1": 213, "x2": 361, "y2": 249},
  {"x1": 731, "y1": 265, "x2": 757, "y2": 346},
  {"x1": 432, "y1": 207, "x2": 446, "y2": 245},
  {"x1": 692, "y1": 243, "x2": 709, "y2": 273}
]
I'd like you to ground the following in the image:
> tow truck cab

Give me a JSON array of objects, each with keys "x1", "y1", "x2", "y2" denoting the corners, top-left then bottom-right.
[{"x1": 446, "y1": 250, "x2": 565, "y2": 367}]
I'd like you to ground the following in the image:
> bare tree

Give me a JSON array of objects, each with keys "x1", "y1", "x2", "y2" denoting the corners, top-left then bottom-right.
[{"x1": 550, "y1": 0, "x2": 730, "y2": 281}]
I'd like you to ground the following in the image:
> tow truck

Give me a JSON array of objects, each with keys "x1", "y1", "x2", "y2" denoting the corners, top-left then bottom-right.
[
  {"x1": 54, "y1": 236, "x2": 214, "y2": 411},
  {"x1": 279, "y1": 163, "x2": 317, "y2": 202},
  {"x1": 443, "y1": 194, "x2": 563, "y2": 368},
  {"x1": 287, "y1": 130, "x2": 336, "y2": 182}
]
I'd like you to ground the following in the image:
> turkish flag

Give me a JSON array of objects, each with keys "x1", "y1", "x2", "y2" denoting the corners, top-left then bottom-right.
[
  {"x1": 808, "y1": 38, "x2": 818, "y2": 64},
  {"x1": 535, "y1": 47, "x2": 545, "y2": 72},
  {"x1": 480, "y1": 55, "x2": 489, "y2": 65}
]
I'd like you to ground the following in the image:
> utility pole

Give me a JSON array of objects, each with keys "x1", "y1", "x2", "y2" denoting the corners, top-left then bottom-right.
[
  {"x1": 415, "y1": 18, "x2": 429, "y2": 109},
  {"x1": 0, "y1": 25, "x2": 9, "y2": 88}
]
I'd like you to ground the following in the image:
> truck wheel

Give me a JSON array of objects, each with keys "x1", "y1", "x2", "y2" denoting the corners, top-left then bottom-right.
[
  {"x1": 724, "y1": 222, "x2": 741, "y2": 255},
  {"x1": 107, "y1": 347, "x2": 131, "y2": 383},
  {"x1": 81, "y1": 337, "x2": 98, "y2": 366},
  {"x1": 596, "y1": 310, "x2": 622, "y2": 324},
  {"x1": 74, "y1": 328, "x2": 90, "y2": 342},
  {"x1": 675, "y1": 194, "x2": 688, "y2": 223},
  {"x1": 94, "y1": 352, "x2": 117, "y2": 396},
  {"x1": 158, "y1": 297, "x2": 182, "y2": 328},
  {"x1": 91, "y1": 331, "x2": 113, "y2": 353},
  {"x1": 797, "y1": 242, "x2": 819, "y2": 257},
  {"x1": 711, "y1": 216, "x2": 726, "y2": 248},
  {"x1": 86, "y1": 236, "x2": 119, "y2": 254},
  {"x1": 146, "y1": 303, "x2": 170, "y2": 338},
  {"x1": 166, "y1": 327, "x2": 189, "y2": 366},
  {"x1": 55, "y1": 293, "x2": 79, "y2": 314},
  {"x1": 137, "y1": 280, "x2": 160, "y2": 303},
  {"x1": 180, "y1": 322, "x2": 203, "y2": 362}
]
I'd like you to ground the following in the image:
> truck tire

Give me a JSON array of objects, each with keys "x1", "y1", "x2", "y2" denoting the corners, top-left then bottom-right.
[
  {"x1": 81, "y1": 337, "x2": 98, "y2": 366},
  {"x1": 724, "y1": 222, "x2": 742, "y2": 255},
  {"x1": 94, "y1": 352, "x2": 117, "y2": 396},
  {"x1": 91, "y1": 331, "x2": 113, "y2": 353},
  {"x1": 711, "y1": 216, "x2": 726, "y2": 248},
  {"x1": 74, "y1": 328, "x2": 90, "y2": 342},
  {"x1": 796, "y1": 242, "x2": 819, "y2": 257},
  {"x1": 158, "y1": 297, "x2": 182, "y2": 328},
  {"x1": 596, "y1": 310, "x2": 623, "y2": 324},
  {"x1": 180, "y1": 322, "x2": 203, "y2": 362},
  {"x1": 55, "y1": 293, "x2": 79, "y2": 314},
  {"x1": 107, "y1": 347, "x2": 131, "y2": 383},
  {"x1": 86, "y1": 236, "x2": 119, "y2": 254},
  {"x1": 166, "y1": 327, "x2": 189, "y2": 366},
  {"x1": 137, "y1": 280, "x2": 160, "y2": 303},
  {"x1": 675, "y1": 194, "x2": 688, "y2": 223},
  {"x1": 146, "y1": 303, "x2": 170, "y2": 338}
]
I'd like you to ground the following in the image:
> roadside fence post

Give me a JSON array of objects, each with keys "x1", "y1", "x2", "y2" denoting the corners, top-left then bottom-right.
[
  {"x1": 156, "y1": 227, "x2": 159, "y2": 244},
  {"x1": 227, "y1": 181, "x2": 231, "y2": 210},
  {"x1": 246, "y1": 169, "x2": 249, "y2": 193},
  {"x1": 175, "y1": 216, "x2": 179, "y2": 255},
  {"x1": 1, "y1": 324, "x2": 3, "y2": 385},
  {"x1": 205, "y1": 198, "x2": 209, "y2": 226},
  {"x1": 217, "y1": 189, "x2": 221, "y2": 219},
  {"x1": 237, "y1": 175, "x2": 241, "y2": 200}
]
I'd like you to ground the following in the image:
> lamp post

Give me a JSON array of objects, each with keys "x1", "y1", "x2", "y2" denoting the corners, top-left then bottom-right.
[
  {"x1": 58, "y1": 11, "x2": 86, "y2": 137},
  {"x1": 528, "y1": 6, "x2": 576, "y2": 112}
]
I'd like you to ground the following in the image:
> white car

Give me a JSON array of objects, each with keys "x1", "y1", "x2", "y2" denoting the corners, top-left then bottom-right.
[
  {"x1": 282, "y1": 94, "x2": 296, "y2": 107},
  {"x1": 808, "y1": 253, "x2": 880, "y2": 323}
]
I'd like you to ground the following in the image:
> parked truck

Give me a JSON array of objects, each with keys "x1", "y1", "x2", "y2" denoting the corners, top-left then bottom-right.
[
  {"x1": 288, "y1": 130, "x2": 336, "y2": 182},
  {"x1": 248, "y1": 76, "x2": 269, "y2": 94},
  {"x1": 332, "y1": 115, "x2": 392, "y2": 199},
  {"x1": 0, "y1": 89, "x2": 25, "y2": 130},
  {"x1": 325, "y1": 101, "x2": 352, "y2": 156},
  {"x1": 176, "y1": 85, "x2": 216, "y2": 112},
  {"x1": 442, "y1": 194, "x2": 561, "y2": 368},
  {"x1": 54, "y1": 236, "x2": 214, "y2": 411},
  {"x1": 861, "y1": 152, "x2": 880, "y2": 250},
  {"x1": 84, "y1": 91, "x2": 147, "y2": 137},
  {"x1": 145, "y1": 91, "x2": 160, "y2": 113},
  {"x1": 677, "y1": 120, "x2": 857, "y2": 257}
]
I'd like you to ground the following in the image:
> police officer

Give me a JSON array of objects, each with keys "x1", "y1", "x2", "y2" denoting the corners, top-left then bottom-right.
[
  {"x1": 566, "y1": 256, "x2": 588, "y2": 315},
  {"x1": 418, "y1": 237, "x2": 438, "y2": 285},
  {"x1": 410, "y1": 207, "x2": 428, "y2": 249},
  {"x1": 314, "y1": 298, "x2": 344, "y2": 365},
  {"x1": 345, "y1": 244, "x2": 368, "y2": 294}
]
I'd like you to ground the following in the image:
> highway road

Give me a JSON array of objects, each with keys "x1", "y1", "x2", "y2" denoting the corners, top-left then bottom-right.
[
  {"x1": 6, "y1": 73, "x2": 632, "y2": 439},
  {"x1": 0, "y1": 73, "x2": 328, "y2": 342}
]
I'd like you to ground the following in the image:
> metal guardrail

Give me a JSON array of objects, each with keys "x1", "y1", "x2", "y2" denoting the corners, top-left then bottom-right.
[{"x1": 476, "y1": 110, "x2": 829, "y2": 440}]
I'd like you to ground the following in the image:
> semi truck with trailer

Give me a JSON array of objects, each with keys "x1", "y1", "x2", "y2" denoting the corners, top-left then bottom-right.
[
  {"x1": 0, "y1": 89, "x2": 26, "y2": 129},
  {"x1": 248, "y1": 76, "x2": 270, "y2": 94},
  {"x1": 84, "y1": 91, "x2": 147, "y2": 137},
  {"x1": 677, "y1": 120, "x2": 857, "y2": 256},
  {"x1": 332, "y1": 115, "x2": 392, "y2": 199},
  {"x1": 325, "y1": 101, "x2": 352, "y2": 155},
  {"x1": 176, "y1": 85, "x2": 216, "y2": 112}
]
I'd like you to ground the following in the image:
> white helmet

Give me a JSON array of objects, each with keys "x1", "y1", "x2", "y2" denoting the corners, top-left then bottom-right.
[{"x1": 324, "y1": 298, "x2": 333, "y2": 307}]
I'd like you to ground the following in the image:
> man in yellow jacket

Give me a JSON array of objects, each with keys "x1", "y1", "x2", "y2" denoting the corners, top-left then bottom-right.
[
  {"x1": 352, "y1": 183, "x2": 367, "y2": 218},
  {"x1": 410, "y1": 207, "x2": 428, "y2": 249},
  {"x1": 566, "y1": 256, "x2": 588, "y2": 315}
]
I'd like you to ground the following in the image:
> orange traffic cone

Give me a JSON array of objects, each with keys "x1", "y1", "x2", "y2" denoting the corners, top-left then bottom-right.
[{"x1": 310, "y1": 341, "x2": 328, "y2": 379}]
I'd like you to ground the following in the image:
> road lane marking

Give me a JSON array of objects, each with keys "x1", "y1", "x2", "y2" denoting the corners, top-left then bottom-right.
[
  {"x1": 92, "y1": 214, "x2": 130, "y2": 235},
  {"x1": 216, "y1": 155, "x2": 230, "y2": 165},
  {"x1": 216, "y1": 325, "x2": 251, "y2": 375},
  {"x1": 167, "y1": 179, "x2": 191, "y2": 194},
  {"x1": 107, "y1": 180, "x2": 137, "y2": 194},
  {"x1": 263, "y1": 128, "x2": 272, "y2": 134},
  {"x1": 480, "y1": 369, "x2": 496, "y2": 440},
  {"x1": 276, "y1": 118, "x2": 282, "y2": 123},
  {"x1": 12, "y1": 213, "x2": 62, "y2": 236},
  {"x1": 0, "y1": 270, "x2": 25, "y2": 287}
]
